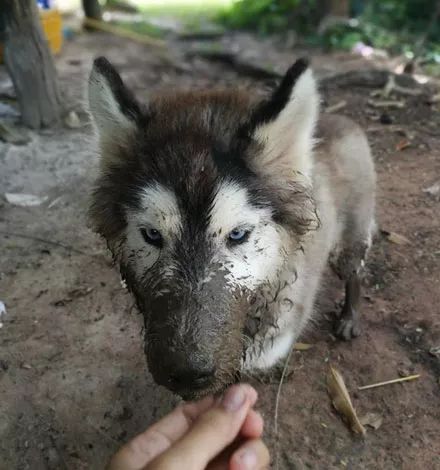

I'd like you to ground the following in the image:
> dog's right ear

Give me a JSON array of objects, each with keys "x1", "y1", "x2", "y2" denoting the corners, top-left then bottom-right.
[{"x1": 88, "y1": 57, "x2": 144, "y2": 156}]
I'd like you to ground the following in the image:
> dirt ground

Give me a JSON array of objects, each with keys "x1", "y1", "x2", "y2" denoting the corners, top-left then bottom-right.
[{"x1": 1, "y1": 28, "x2": 439, "y2": 470}]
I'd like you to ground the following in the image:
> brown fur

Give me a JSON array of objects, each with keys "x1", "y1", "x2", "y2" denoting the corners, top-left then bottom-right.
[{"x1": 88, "y1": 57, "x2": 376, "y2": 398}]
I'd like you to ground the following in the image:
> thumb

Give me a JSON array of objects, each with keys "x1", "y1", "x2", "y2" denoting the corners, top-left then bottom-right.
[{"x1": 148, "y1": 384, "x2": 258, "y2": 469}]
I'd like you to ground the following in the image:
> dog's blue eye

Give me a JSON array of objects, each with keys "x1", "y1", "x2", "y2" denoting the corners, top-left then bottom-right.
[
  {"x1": 228, "y1": 228, "x2": 249, "y2": 245},
  {"x1": 140, "y1": 228, "x2": 163, "y2": 248}
]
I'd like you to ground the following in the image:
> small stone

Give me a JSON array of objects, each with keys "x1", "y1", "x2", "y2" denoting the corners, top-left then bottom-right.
[
  {"x1": 423, "y1": 182, "x2": 440, "y2": 197},
  {"x1": 118, "y1": 406, "x2": 133, "y2": 421},
  {"x1": 360, "y1": 412, "x2": 383, "y2": 430},
  {"x1": 0, "y1": 121, "x2": 30, "y2": 145},
  {"x1": 64, "y1": 110, "x2": 81, "y2": 129},
  {"x1": 380, "y1": 112, "x2": 393, "y2": 124}
]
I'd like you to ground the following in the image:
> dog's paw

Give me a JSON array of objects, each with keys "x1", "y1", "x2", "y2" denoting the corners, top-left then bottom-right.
[{"x1": 334, "y1": 315, "x2": 361, "y2": 341}]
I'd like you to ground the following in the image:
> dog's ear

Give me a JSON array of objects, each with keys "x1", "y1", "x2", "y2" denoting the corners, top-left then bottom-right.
[
  {"x1": 88, "y1": 57, "x2": 144, "y2": 158},
  {"x1": 246, "y1": 59, "x2": 319, "y2": 179}
]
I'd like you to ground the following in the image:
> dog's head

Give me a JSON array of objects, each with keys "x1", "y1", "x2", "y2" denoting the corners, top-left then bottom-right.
[{"x1": 88, "y1": 57, "x2": 319, "y2": 399}]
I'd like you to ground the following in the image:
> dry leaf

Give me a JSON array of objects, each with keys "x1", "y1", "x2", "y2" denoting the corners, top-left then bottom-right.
[
  {"x1": 360, "y1": 412, "x2": 383, "y2": 430},
  {"x1": 326, "y1": 366, "x2": 366, "y2": 435},
  {"x1": 5, "y1": 193, "x2": 47, "y2": 207},
  {"x1": 293, "y1": 342, "x2": 313, "y2": 351},
  {"x1": 381, "y1": 230, "x2": 410, "y2": 245},
  {"x1": 396, "y1": 139, "x2": 410, "y2": 151}
]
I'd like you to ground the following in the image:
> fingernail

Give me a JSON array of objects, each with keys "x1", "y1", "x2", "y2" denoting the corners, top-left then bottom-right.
[
  {"x1": 236, "y1": 448, "x2": 257, "y2": 469},
  {"x1": 221, "y1": 386, "x2": 246, "y2": 412}
]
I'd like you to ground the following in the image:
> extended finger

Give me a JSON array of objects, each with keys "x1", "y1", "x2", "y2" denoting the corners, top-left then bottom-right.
[
  {"x1": 240, "y1": 410, "x2": 264, "y2": 439},
  {"x1": 108, "y1": 395, "x2": 215, "y2": 470},
  {"x1": 229, "y1": 439, "x2": 270, "y2": 470},
  {"x1": 149, "y1": 384, "x2": 258, "y2": 469}
]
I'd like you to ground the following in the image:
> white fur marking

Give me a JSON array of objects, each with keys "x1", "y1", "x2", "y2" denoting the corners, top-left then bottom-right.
[
  {"x1": 123, "y1": 184, "x2": 182, "y2": 278},
  {"x1": 254, "y1": 68, "x2": 319, "y2": 178},
  {"x1": 209, "y1": 181, "x2": 286, "y2": 290},
  {"x1": 88, "y1": 67, "x2": 135, "y2": 143}
]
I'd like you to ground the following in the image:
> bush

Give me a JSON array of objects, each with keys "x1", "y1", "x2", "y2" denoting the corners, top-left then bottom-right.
[
  {"x1": 219, "y1": 0, "x2": 321, "y2": 35},
  {"x1": 220, "y1": 0, "x2": 440, "y2": 62}
]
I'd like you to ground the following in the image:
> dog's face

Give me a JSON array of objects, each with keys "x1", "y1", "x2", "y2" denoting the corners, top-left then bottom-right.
[{"x1": 88, "y1": 57, "x2": 318, "y2": 399}]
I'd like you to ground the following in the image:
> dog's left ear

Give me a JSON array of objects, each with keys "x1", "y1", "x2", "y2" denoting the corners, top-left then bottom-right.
[
  {"x1": 247, "y1": 59, "x2": 319, "y2": 179},
  {"x1": 88, "y1": 57, "x2": 144, "y2": 159}
]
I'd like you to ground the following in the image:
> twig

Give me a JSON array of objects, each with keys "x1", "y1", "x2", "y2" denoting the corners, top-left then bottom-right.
[
  {"x1": 82, "y1": 18, "x2": 188, "y2": 72},
  {"x1": 0, "y1": 230, "x2": 91, "y2": 256},
  {"x1": 325, "y1": 100, "x2": 347, "y2": 113},
  {"x1": 367, "y1": 99, "x2": 405, "y2": 109},
  {"x1": 274, "y1": 344, "x2": 295, "y2": 469},
  {"x1": 358, "y1": 374, "x2": 420, "y2": 391},
  {"x1": 371, "y1": 75, "x2": 422, "y2": 98}
]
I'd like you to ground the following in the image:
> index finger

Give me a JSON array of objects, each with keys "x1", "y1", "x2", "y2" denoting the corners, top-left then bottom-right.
[
  {"x1": 108, "y1": 395, "x2": 214, "y2": 470},
  {"x1": 150, "y1": 384, "x2": 258, "y2": 469}
]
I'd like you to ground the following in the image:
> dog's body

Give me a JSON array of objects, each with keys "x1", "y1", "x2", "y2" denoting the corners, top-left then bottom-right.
[
  {"x1": 88, "y1": 58, "x2": 375, "y2": 399},
  {"x1": 244, "y1": 113, "x2": 375, "y2": 371}
]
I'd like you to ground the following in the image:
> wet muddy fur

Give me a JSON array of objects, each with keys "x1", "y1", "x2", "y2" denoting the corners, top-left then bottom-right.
[{"x1": 87, "y1": 57, "x2": 376, "y2": 399}]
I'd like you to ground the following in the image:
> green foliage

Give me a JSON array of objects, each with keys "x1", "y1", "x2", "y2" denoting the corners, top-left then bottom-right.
[
  {"x1": 220, "y1": 0, "x2": 440, "y2": 71},
  {"x1": 219, "y1": 0, "x2": 319, "y2": 35},
  {"x1": 363, "y1": 0, "x2": 440, "y2": 37},
  {"x1": 221, "y1": 0, "x2": 440, "y2": 39}
]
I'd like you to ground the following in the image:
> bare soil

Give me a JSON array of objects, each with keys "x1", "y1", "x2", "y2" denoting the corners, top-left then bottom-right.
[{"x1": 1, "y1": 30, "x2": 439, "y2": 470}]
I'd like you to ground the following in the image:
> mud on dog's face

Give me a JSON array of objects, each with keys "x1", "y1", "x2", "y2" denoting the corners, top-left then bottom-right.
[{"x1": 88, "y1": 57, "x2": 318, "y2": 399}]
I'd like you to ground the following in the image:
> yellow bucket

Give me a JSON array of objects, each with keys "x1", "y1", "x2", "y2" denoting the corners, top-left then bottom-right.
[{"x1": 0, "y1": 9, "x2": 63, "y2": 62}]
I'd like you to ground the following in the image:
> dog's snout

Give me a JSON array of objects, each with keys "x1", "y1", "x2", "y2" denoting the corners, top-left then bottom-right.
[
  {"x1": 168, "y1": 364, "x2": 216, "y2": 390},
  {"x1": 155, "y1": 349, "x2": 216, "y2": 392}
]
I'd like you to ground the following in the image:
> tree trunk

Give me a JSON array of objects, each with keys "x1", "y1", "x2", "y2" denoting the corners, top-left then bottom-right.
[
  {"x1": 1, "y1": 0, "x2": 61, "y2": 129},
  {"x1": 329, "y1": 0, "x2": 350, "y2": 17},
  {"x1": 82, "y1": 0, "x2": 102, "y2": 20}
]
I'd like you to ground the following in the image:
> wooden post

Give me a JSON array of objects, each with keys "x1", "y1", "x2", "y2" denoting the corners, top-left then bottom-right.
[
  {"x1": 329, "y1": 0, "x2": 350, "y2": 17},
  {"x1": 1, "y1": 0, "x2": 61, "y2": 129},
  {"x1": 82, "y1": 0, "x2": 102, "y2": 21}
]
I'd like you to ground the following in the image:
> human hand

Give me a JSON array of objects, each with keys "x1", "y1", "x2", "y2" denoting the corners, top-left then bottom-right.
[{"x1": 107, "y1": 383, "x2": 269, "y2": 470}]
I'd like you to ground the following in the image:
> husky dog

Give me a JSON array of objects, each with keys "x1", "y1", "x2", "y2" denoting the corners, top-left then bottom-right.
[{"x1": 88, "y1": 57, "x2": 375, "y2": 400}]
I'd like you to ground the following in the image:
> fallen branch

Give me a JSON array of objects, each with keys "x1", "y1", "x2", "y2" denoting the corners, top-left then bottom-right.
[
  {"x1": 325, "y1": 100, "x2": 347, "y2": 113},
  {"x1": 367, "y1": 99, "x2": 405, "y2": 109},
  {"x1": 81, "y1": 18, "x2": 191, "y2": 72},
  {"x1": 321, "y1": 70, "x2": 419, "y2": 89},
  {"x1": 186, "y1": 50, "x2": 281, "y2": 81},
  {"x1": 370, "y1": 75, "x2": 422, "y2": 98},
  {"x1": 0, "y1": 230, "x2": 91, "y2": 257},
  {"x1": 358, "y1": 374, "x2": 420, "y2": 391},
  {"x1": 178, "y1": 31, "x2": 225, "y2": 41},
  {"x1": 83, "y1": 17, "x2": 165, "y2": 48}
]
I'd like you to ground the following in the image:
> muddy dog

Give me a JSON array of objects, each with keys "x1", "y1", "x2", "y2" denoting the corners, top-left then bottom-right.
[{"x1": 88, "y1": 57, "x2": 376, "y2": 400}]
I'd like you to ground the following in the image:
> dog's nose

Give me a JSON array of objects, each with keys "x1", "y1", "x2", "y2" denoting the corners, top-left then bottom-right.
[
  {"x1": 168, "y1": 365, "x2": 216, "y2": 390},
  {"x1": 166, "y1": 354, "x2": 216, "y2": 391}
]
